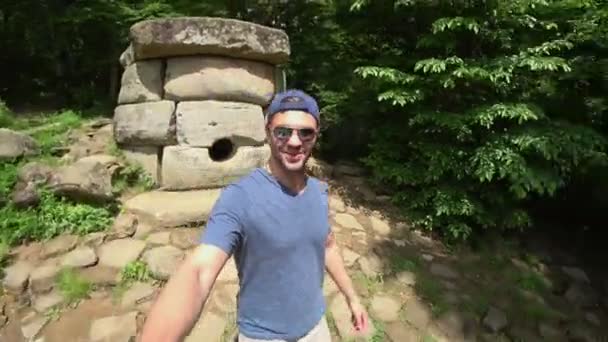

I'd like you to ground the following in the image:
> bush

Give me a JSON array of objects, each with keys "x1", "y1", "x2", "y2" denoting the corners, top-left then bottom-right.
[
  {"x1": 0, "y1": 188, "x2": 115, "y2": 245},
  {"x1": 353, "y1": 1, "x2": 608, "y2": 241}
]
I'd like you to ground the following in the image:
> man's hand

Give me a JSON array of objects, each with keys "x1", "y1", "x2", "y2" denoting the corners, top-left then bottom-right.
[{"x1": 348, "y1": 297, "x2": 370, "y2": 334}]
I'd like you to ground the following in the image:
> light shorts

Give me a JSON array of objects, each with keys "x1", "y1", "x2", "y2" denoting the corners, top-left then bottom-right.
[{"x1": 237, "y1": 316, "x2": 331, "y2": 342}]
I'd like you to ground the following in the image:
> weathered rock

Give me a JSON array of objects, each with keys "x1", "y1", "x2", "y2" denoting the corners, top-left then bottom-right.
[
  {"x1": 77, "y1": 154, "x2": 121, "y2": 170},
  {"x1": 323, "y1": 275, "x2": 338, "y2": 297},
  {"x1": 507, "y1": 326, "x2": 540, "y2": 342},
  {"x1": 21, "y1": 315, "x2": 49, "y2": 340},
  {"x1": 142, "y1": 245, "x2": 185, "y2": 280},
  {"x1": 121, "y1": 145, "x2": 160, "y2": 183},
  {"x1": 585, "y1": 312, "x2": 601, "y2": 326},
  {"x1": 79, "y1": 265, "x2": 121, "y2": 286},
  {"x1": 90, "y1": 311, "x2": 138, "y2": 342},
  {"x1": 385, "y1": 322, "x2": 420, "y2": 342},
  {"x1": 217, "y1": 258, "x2": 239, "y2": 283},
  {"x1": 106, "y1": 213, "x2": 138, "y2": 241},
  {"x1": 213, "y1": 284, "x2": 239, "y2": 313},
  {"x1": 118, "y1": 60, "x2": 163, "y2": 104},
  {"x1": 566, "y1": 323, "x2": 595, "y2": 342},
  {"x1": 370, "y1": 216, "x2": 391, "y2": 236},
  {"x1": 422, "y1": 254, "x2": 434, "y2": 262},
  {"x1": 61, "y1": 247, "x2": 98, "y2": 268},
  {"x1": 334, "y1": 213, "x2": 364, "y2": 231},
  {"x1": 565, "y1": 283, "x2": 597, "y2": 307},
  {"x1": 113, "y1": 101, "x2": 176, "y2": 146},
  {"x1": 342, "y1": 247, "x2": 361, "y2": 267},
  {"x1": 185, "y1": 310, "x2": 228, "y2": 342},
  {"x1": 40, "y1": 235, "x2": 79, "y2": 259},
  {"x1": 121, "y1": 282, "x2": 155, "y2": 309},
  {"x1": 561, "y1": 266, "x2": 590, "y2": 283},
  {"x1": 124, "y1": 189, "x2": 221, "y2": 227},
  {"x1": 371, "y1": 295, "x2": 401, "y2": 322},
  {"x1": 146, "y1": 231, "x2": 171, "y2": 245},
  {"x1": 129, "y1": 17, "x2": 290, "y2": 64},
  {"x1": 176, "y1": 100, "x2": 265, "y2": 147},
  {"x1": 133, "y1": 222, "x2": 154, "y2": 239},
  {"x1": 430, "y1": 263, "x2": 460, "y2": 280},
  {"x1": 334, "y1": 162, "x2": 365, "y2": 176},
  {"x1": 83, "y1": 232, "x2": 106, "y2": 247},
  {"x1": 329, "y1": 194, "x2": 346, "y2": 213},
  {"x1": 330, "y1": 295, "x2": 374, "y2": 340},
  {"x1": 161, "y1": 145, "x2": 269, "y2": 190},
  {"x1": 11, "y1": 181, "x2": 40, "y2": 208},
  {"x1": 3, "y1": 261, "x2": 33, "y2": 294},
  {"x1": 120, "y1": 44, "x2": 134, "y2": 67},
  {"x1": 0, "y1": 315, "x2": 7, "y2": 328},
  {"x1": 0, "y1": 128, "x2": 38, "y2": 160},
  {"x1": 17, "y1": 161, "x2": 53, "y2": 184},
  {"x1": 397, "y1": 271, "x2": 417, "y2": 286},
  {"x1": 48, "y1": 158, "x2": 114, "y2": 203},
  {"x1": 539, "y1": 323, "x2": 563, "y2": 340},
  {"x1": 165, "y1": 57, "x2": 275, "y2": 106},
  {"x1": 358, "y1": 254, "x2": 383, "y2": 278},
  {"x1": 98, "y1": 239, "x2": 146, "y2": 269},
  {"x1": 170, "y1": 228, "x2": 200, "y2": 249},
  {"x1": 33, "y1": 291, "x2": 63, "y2": 313},
  {"x1": 403, "y1": 298, "x2": 431, "y2": 329},
  {"x1": 483, "y1": 307, "x2": 508, "y2": 333},
  {"x1": 30, "y1": 264, "x2": 60, "y2": 293},
  {"x1": 306, "y1": 157, "x2": 333, "y2": 180}
]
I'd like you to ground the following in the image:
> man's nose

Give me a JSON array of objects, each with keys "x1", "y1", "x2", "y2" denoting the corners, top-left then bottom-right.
[{"x1": 286, "y1": 130, "x2": 302, "y2": 146}]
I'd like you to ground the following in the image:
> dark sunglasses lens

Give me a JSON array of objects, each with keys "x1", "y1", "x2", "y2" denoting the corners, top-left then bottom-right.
[
  {"x1": 273, "y1": 127, "x2": 292, "y2": 139},
  {"x1": 299, "y1": 129, "x2": 316, "y2": 140}
]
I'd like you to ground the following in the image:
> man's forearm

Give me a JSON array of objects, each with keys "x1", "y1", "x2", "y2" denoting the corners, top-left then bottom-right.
[
  {"x1": 325, "y1": 244, "x2": 360, "y2": 304},
  {"x1": 140, "y1": 255, "x2": 214, "y2": 341}
]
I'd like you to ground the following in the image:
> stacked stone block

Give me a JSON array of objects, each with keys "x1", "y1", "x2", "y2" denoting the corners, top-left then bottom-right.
[{"x1": 112, "y1": 17, "x2": 290, "y2": 190}]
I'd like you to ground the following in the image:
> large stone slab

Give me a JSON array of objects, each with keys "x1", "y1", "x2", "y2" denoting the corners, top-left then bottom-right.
[
  {"x1": 113, "y1": 101, "x2": 176, "y2": 146},
  {"x1": 117, "y1": 60, "x2": 163, "y2": 104},
  {"x1": 161, "y1": 145, "x2": 269, "y2": 190},
  {"x1": 176, "y1": 101, "x2": 265, "y2": 147},
  {"x1": 0, "y1": 128, "x2": 38, "y2": 160},
  {"x1": 121, "y1": 145, "x2": 160, "y2": 184},
  {"x1": 129, "y1": 17, "x2": 290, "y2": 64},
  {"x1": 98, "y1": 239, "x2": 146, "y2": 269},
  {"x1": 124, "y1": 189, "x2": 221, "y2": 227},
  {"x1": 90, "y1": 311, "x2": 138, "y2": 342},
  {"x1": 165, "y1": 57, "x2": 275, "y2": 106}
]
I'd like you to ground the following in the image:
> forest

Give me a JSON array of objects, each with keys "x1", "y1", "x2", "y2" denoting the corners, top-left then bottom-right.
[{"x1": 2, "y1": 0, "x2": 607, "y2": 245}]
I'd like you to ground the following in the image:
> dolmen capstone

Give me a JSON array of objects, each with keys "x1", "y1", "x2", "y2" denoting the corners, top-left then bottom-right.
[{"x1": 113, "y1": 17, "x2": 290, "y2": 190}]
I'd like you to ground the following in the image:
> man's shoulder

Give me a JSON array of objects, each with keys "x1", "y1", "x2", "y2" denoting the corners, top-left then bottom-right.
[{"x1": 220, "y1": 168, "x2": 268, "y2": 197}]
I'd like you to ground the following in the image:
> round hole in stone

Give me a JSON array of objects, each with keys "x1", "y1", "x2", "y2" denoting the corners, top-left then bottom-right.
[{"x1": 209, "y1": 138, "x2": 235, "y2": 162}]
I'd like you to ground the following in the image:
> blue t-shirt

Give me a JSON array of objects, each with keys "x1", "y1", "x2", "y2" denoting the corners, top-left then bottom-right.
[{"x1": 200, "y1": 167, "x2": 330, "y2": 340}]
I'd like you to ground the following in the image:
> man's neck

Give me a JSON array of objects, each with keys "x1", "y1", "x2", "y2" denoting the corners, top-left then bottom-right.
[{"x1": 268, "y1": 158, "x2": 307, "y2": 194}]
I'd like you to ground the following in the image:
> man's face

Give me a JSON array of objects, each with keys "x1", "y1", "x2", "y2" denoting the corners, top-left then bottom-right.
[{"x1": 266, "y1": 110, "x2": 318, "y2": 172}]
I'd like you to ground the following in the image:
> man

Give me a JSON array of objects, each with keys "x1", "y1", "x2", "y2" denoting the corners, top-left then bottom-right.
[{"x1": 140, "y1": 89, "x2": 369, "y2": 341}]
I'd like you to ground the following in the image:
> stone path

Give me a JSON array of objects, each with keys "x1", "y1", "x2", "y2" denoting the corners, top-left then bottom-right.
[{"x1": 2, "y1": 178, "x2": 608, "y2": 341}]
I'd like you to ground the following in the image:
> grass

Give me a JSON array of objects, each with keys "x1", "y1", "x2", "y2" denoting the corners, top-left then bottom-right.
[
  {"x1": 56, "y1": 268, "x2": 92, "y2": 304},
  {"x1": 112, "y1": 261, "x2": 151, "y2": 302},
  {"x1": 414, "y1": 274, "x2": 447, "y2": 317},
  {"x1": 0, "y1": 188, "x2": 116, "y2": 245},
  {"x1": 112, "y1": 163, "x2": 156, "y2": 195},
  {"x1": 0, "y1": 107, "x2": 121, "y2": 247},
  {"x1": 221, "y1": 312, "x2": 238, "y2": 342}
]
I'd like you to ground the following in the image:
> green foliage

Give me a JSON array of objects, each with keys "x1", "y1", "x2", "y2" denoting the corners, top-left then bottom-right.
[
  {"x1": 112, "y1": 163, "x2": 156, "y2": 195},
  {"x1": 120, "y1": 261, "x2": 151, "y2": 285},
  {"x1": 353, "y1": 0, "x2": 608, "y2": 241},
  {"x1": 0, "y1": 188, "x2": 115, "y2": 245},
  {"x1": 56, "y1": 268, "x2": 92, "y2": 304}
]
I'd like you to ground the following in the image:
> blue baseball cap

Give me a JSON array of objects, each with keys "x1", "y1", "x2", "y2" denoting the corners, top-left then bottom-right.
[{"x1": 265, "y1": 89, "x2": 320, "y2": 124}]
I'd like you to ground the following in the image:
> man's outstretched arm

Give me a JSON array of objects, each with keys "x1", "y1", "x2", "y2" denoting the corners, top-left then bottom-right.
[
  {"x1": 139, "y1": 244, "x2": 230, "y2": 342},
  {"x1": 324, "y1": 231, "x2": 370, "y2": 333}
]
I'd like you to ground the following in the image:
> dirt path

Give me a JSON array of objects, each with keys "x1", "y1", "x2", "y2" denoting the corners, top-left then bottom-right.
[{"x1": 1, "y1": 182, "x2": 607, "y2": 341}]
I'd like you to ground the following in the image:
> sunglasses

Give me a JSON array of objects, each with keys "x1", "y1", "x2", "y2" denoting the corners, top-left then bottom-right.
[{"x1": 272, "y1": 126, "x2": 317, "y2": 142}]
